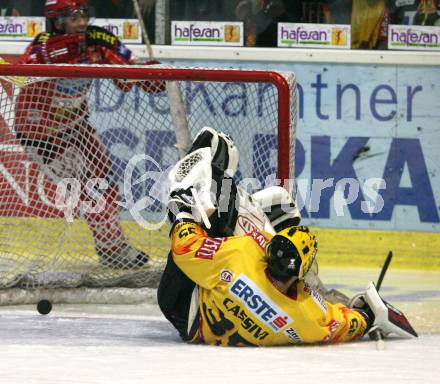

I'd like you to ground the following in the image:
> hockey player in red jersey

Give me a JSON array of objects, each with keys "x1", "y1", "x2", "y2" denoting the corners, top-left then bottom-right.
[
  {"x1": 22, "y1": 0, "x2": 134, "y2": 65},
  {"x1": 158, "y1": 127, "x2": 418, "y2": 346},
  {"x1": 16, "y1": 0, "x2": 163, "y2": 268}
]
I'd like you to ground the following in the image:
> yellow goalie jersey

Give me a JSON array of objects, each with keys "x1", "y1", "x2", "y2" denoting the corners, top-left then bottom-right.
[{"x1": 171, "y1": 221, "x2": 368, "y2": 346}]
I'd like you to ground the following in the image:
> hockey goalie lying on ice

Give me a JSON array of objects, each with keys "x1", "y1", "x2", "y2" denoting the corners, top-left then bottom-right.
[{"x1": 158, "y1": 127, "x2": 418, "y2": 346}]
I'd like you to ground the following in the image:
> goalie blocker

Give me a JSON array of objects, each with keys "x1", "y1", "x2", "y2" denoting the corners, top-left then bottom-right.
[
  {"x1": 349, "y1": 282, "x2": 418, "y2": 339},
  {"x1": 365, "y1": 282, "x2": 417, "y2": 338}
]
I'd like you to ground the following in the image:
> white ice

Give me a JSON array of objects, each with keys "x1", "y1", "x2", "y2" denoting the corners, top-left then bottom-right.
[{"x1": 0, "y1": 268, "x2": 439, "y2": 384}]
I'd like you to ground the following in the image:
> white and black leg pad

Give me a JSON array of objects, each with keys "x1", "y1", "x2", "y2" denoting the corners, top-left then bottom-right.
[
  {"x1": 187, "y1": 126, "x2": 239, "y2": 178},
  {"x1": 171, "y1": 127, "x2": 240, "y2": 232},
  {"x1": 187, "y1": 285, "x2": 200, "y2": 340},
  {"x1": 251, "y1": 186, "x2": 301, "y2": 231},
  {"x1": 168, "y1": 147, "x2": 217, "y2": 226}
]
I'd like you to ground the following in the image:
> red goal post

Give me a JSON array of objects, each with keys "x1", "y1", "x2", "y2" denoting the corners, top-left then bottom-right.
[{"x1": 0, "y1": 63, "x2": 297, "y2": 304}]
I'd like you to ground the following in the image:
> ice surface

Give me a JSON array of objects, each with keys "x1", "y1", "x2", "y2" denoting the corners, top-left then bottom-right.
[{"x1": 0, "y1": 268, "x2": 439, "y2": 384}]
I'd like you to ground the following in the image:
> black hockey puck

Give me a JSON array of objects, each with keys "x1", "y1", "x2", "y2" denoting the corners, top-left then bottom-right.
[{"x1": 37, "y1": 299, "x2": 52, "y2": 315}]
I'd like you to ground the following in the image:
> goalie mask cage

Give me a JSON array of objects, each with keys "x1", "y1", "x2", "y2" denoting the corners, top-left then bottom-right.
[{"x1": 0, "y1": 64, "x2": 297, "y2": 305}]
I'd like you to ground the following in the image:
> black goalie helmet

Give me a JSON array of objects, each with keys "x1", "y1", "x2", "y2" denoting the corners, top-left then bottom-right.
[{"x1": 266, "y1": 226, "x2": 318, "y2": 282}]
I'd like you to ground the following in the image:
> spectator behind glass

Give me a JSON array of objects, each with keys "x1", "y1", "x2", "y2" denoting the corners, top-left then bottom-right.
[
  {"x1": 307, "y1": 0, "x2": 390, "y2": 49},
  {"x1": 0, "y1": 0, "x2": 20, "y2": 15},
  {"x1": 170, "y1": 0, "x2": 237, "y2": 21},
  {"x1": 236, "y1": 0, "x2": 302, "y2": 47},
  {"x1": 390, "y1": 0, "x2": 440, "y2": 25},
  {"x1": 302, "y1": 0, "x2": 332, "y2": 23},
  {"x1": 351, "y1": 0, "x2": 390, "y2": 49},
  {"x1": 236, "y1": 0, "x2": 259, "y2": 46},
  {"x1": 91, "y1": 0, "x2": 133, "y2": 18},
  {"x1": 1, "y1": 0, "x2": 56, "y2": 17}
]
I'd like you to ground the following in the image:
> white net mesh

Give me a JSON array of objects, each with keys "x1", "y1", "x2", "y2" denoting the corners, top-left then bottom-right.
[{"x1": 0, "y1": 64, "x2": 296, "y2": 300}]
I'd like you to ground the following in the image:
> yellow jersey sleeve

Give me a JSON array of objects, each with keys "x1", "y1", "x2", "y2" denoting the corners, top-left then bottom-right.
[
  {"x1": 171, "y1": 221, "x2": 268, "y2": 290},
  {"x1": 297, "y1": 282, "x2": 368, "y2": 343},
  {"x1": 322, "y1": 302, "x2": 368, "y2": 343}
]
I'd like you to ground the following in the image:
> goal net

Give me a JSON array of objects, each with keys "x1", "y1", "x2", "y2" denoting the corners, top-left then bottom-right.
[{"x1": 0, "y1": 63, "x2": 297, "y2": 304}]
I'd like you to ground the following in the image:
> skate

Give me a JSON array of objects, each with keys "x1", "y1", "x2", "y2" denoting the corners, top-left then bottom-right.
[{"x1": 97, "y1": 244, "x2": 150, "y2": 269}]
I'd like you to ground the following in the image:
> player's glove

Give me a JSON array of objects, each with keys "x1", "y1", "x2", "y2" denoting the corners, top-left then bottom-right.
[
  {"x1": 138, "y1": 60, "x2": 167, "y2": 93},
  {"x1": 38, "y1": 34, "x2": 87, "y2": 64},
  {"x1": 113, "y1": 60, "x2": 166, "y2": 93}
]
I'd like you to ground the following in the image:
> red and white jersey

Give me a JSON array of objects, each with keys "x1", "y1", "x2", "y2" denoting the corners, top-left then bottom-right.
[
  {"x1": 21, "y1": 25, "x2": 135, "y2": 65},
  {"x1": 16, "y1": 25, "x2": 134, "y2": 140},
  {"x1": 14, "y1": 78, "x2": 91, "y2": 140}
]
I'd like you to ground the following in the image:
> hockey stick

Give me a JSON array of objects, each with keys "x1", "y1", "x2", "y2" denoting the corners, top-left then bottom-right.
[
  {"x1": 131, "y1": 0, "x2": 191, "y2": 158},
  {"x1": 376, "y1": 250, "x2": 393, "y2": 291},
  {"x1": 0, "y1": 56, "x2": 29, "y2": 139},
  {"x1": 372, "y1": 250, "x2": 393, "y2": 350},
  {"x1": 131, "y1": 0, "x2": 153, "y2": 60}
]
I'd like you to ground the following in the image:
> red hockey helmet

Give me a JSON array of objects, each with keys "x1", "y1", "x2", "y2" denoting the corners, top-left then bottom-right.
[{"x1": 45, "y1": 0, "x2": 89, "y2": 20}]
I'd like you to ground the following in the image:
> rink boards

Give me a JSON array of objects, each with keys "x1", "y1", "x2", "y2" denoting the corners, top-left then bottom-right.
[{"x1": 0, "y1": 217, "x2": 438, "y2": 272}]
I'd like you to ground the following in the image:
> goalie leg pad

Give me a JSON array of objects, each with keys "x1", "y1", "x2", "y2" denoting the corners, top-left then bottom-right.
[
  {"x1": 187, "y1": 126, "x2": 239, "y2": 177},
  {"x1": 251, "y1": 186, "x2": 301, "y2": 231},
  {"x1": 157, "y1": 252, "x2": 197, "y2": 341},
  {"x1": 167, "y1": 147, "x2": 217, "y2": 226}
]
